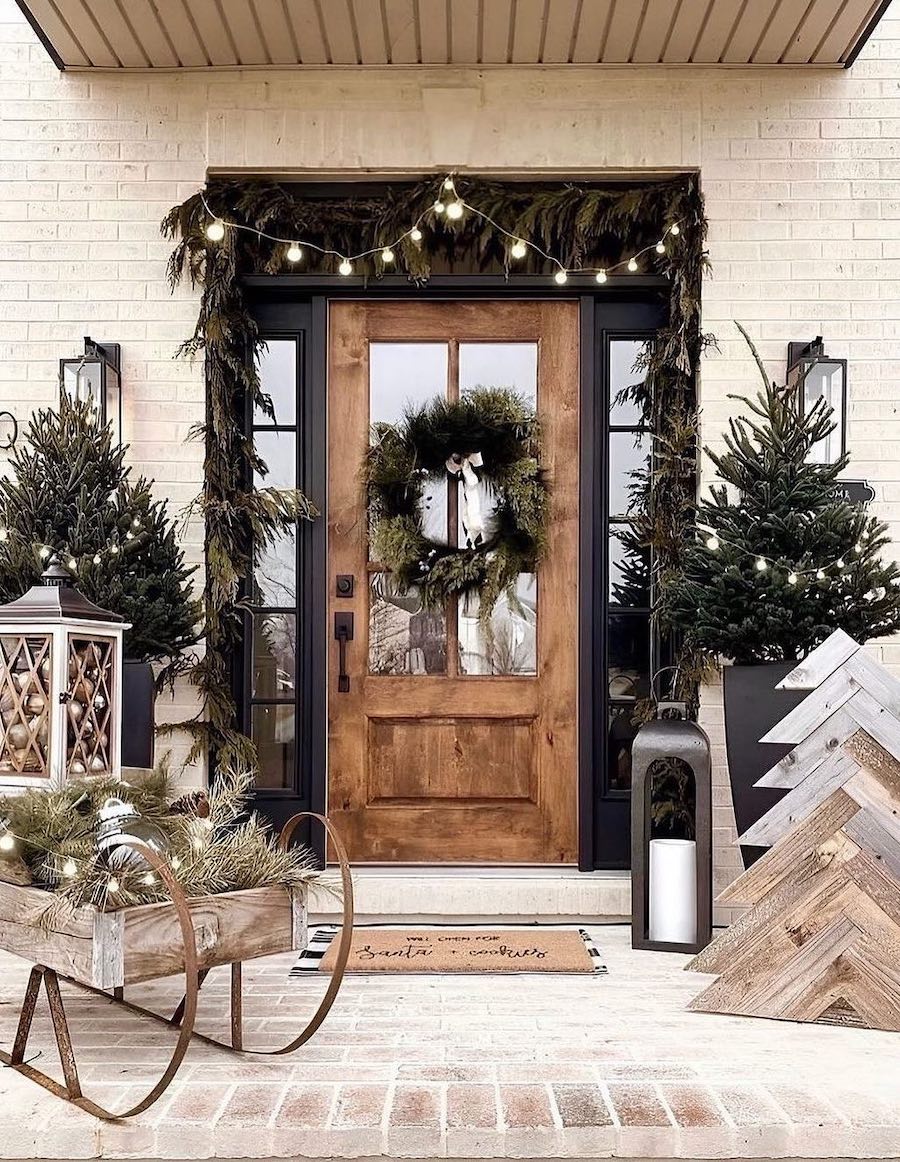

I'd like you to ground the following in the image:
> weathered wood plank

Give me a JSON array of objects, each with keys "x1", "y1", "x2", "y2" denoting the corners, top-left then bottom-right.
[
  {"x1": 760, "y1": 664, "x2": 859, "y2": 744},
  {"x1": 776, "y1": 630, "x2": 860, "y2": 690},
  {"x1": 0, "y1": 881, "x2": 102, "y2": 984},
  {"x1": 740, "y1": 749, "x2": 861, "y2": 847},
  {"x1": 756, "y1": 704, "x2": 859, "y2": 789}
]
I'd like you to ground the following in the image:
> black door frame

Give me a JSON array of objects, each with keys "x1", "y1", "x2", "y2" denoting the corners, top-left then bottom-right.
[{"x1": 243, "y1": 273, "x2": 669, "y2": 868}]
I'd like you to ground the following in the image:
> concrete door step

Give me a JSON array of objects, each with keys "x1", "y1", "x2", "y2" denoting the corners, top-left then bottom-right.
[{"x1": 312, "y1": 867, "x2": 631, "y2": 923}]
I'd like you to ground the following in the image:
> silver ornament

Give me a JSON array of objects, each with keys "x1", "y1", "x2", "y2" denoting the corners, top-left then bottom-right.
[
  {"x1": 95, "y1": 796, "x2": 167, "y2": 870},
  {"x1": 69, "y1": 759, "x2": 86, "y2": 775}
]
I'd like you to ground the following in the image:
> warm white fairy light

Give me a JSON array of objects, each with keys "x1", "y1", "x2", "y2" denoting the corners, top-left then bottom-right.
[
  {"x1": 0, "y1": 528, "x2": 7, "y2": 542},
  {"x1": 205, "y1": 219, "x2": 226, "y2": 242},
  {"x1": 39, "y1": 546, "x2": 50, "y2": 559},
  {"x1": 554, "y1": 269, "x2": 568, "y2": 285},
  {"x1": 595, "y1": 270, "x2": 608, "y2": 284},
  {"x1": 837, "y1": 558, "x2": 846, "y2": 569},
  {"x1": 0, "y1": 831, "x2": 15, "y2": 853},
  {"x1": 410, "y1": 226, "x2": 423, "y2": 242},
  {"x1": 669, "y1": 223, "x2": 680, "y2": 235},
  {"x1": 67, "y1": 556, "x2": 77, "y2": 570},
  {"x1": 125, "y1": 531, "x2": 134, "y2": 541},
  {"x1": 442, "y1": 176, "x2": 455, "y2": 191},
  {"x1": 110, "y1": 544, "x2": 119, "y2": 555},
  {"x1": 286, "y1": 242, "x2": 303, "y2": 263},
  {"x1": 142, "y1": 871, "x2": 155, "y2": 887},
  {"x1": 816, "y1": 569, "x2": 826, "y2": 580},
  {"x1": 171, "y1": 855, "x2": 181, "y2": 870},
  {"x1": 655, "y1": 241, "x2": 666, "y2": 254},
  {"x1": 62, "y1": 858, "x2": 77, "y2": 878},
  {"x1": 338, "y1": 258, "x2": 353, "y2": 276},
  {"x1": 755, "y1": 557, "x2": 768, "y2": 572},
  {"x1": 92, "y1": 553, "x2": 101, "y2": 565},
  {"x1": 107, "y1": 875, "x2": 120, "y2": 893},
  {"x1": 381, "y1": 246, "x2": 395, "y2": 263},
  {"x1": 445, "y1": 200, "x2": 464, "y2": 220},
  {"x1": 433, "y1": 200, "x2": 446, "y2": 214},
  {"x1": 696, "y1": 523, "x2": 859, "y2": 583},
  {"x1": 705, "y1": 535, "x2": 720, "y2": 550},
  {"x1": 627, "y1": 257, "x2": 639, "y2": 272},
  {"x1": 511, "y1": 238, "x2": 528, "y2": 259},
  {"x1": 788, "y1": 572, "x2": 799, "y2": 585}
]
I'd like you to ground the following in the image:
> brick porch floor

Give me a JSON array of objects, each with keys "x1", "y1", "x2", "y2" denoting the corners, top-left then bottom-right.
[{"x1": 0, "y1": 925, "x2": 897, "y2": 1160}]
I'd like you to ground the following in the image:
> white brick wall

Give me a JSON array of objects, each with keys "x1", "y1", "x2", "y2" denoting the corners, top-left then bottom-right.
[{"x1": 1, "y1": 0, "x2": 899, "y2": 901}]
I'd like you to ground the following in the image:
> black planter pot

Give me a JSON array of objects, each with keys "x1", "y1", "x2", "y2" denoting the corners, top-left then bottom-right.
[
  {"x1": 723, "y1": 662, "x2": 807, "y2": 869},
  {"x1": 121, "y1": 660, "x2": 155, "y2": 769}
]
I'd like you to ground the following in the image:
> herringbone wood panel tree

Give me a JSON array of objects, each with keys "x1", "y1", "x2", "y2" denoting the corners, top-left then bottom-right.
[{"x1": 687, "y1": 633, "x2": 900, "y2": 1031}]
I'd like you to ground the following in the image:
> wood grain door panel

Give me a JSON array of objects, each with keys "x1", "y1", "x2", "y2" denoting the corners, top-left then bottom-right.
[{"x1": 328, "y1": 301, "x2": 579, "y2": 863}]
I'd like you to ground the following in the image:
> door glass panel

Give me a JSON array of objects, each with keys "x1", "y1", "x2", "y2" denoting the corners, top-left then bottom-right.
[
  {"x1": 254, "y1": 430, "x2": 296, "y2": 490},
  {"x1": 252, "y1": 431, "x2": 297, "y2": 606},
  {"x1": 255, "y1": 338, "x2": 297, "y2": 425},
  {"x1": 370, "y1": 343, "x2": 448, "y2": 425},
  {"x1": 459, "y1": 342, "x2": 538, "y2": 405},
  {"x1": 609, "y1": 338, "x2": 649, "y2": 426},
  {"x1": 459, "y1": 573, "x2": 537, "y2": 675},
  {"x1": 609, "y1": 527, "x2": 651, "y2": 607},
  {"x1": 608, "y1": 704, "x2": 638, "y2": 792},
  {"x1": 252, "y1": 613, "x2": 296, "y2": 698},
  {"x1": 369, "y1": 574, "x2": 446, "y2": 675},
  {"x1": 609, "y1": 432, "x2": 650, "y2": 518},
  {"x1": 608, "y1": 613, "x2": 651, "y2": 701},
  {"x1": 252, "y1": 704, "x2": 295, "y2": 789}
]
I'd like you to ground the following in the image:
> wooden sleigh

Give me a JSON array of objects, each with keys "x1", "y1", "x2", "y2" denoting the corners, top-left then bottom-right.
[{"x1": 0, "y1": 813, "x2": 354, "y2": 1120}]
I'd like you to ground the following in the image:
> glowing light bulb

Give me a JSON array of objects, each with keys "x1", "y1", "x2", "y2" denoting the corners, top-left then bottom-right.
[
  {"x1": 110, "y1": 544, "x2": 119, "y2": 555},
  {"x1": 627, "y1": 257, "x2": 639, "y2": 272},
  {"x1": 0, "y1": 528, "x2": 7, "y2": 542},
  {"x1": 205, "y1": 219, "x2": 226, "y2": 242},
  {"x1": 171, "y1": 856, "x2": 181, "y2": 870},
  {"x1": 131, "y1": 517, "x2": 141, "y2": 528},
  {"x1": 410, "y1": 226, "x2": 423, "y2": 242},
  {"x1": 554, "y1": 269, "x2": 568, "y2": 285},
  {"x1": 125, "y1": 531, "x2": 134, "y2": 541},
  {"x1": 107, "y1": 876, "x2": 120, "y2": 894},
  {"x1": 445, "y1": 200, "x2": 464, "y2": 220},
  {"x1": 837, "y1": 558, "x2": 846, "y2": 569},
  {"x1": 381, "y1": 246, "x2": 395, "y2": 263},
  {"x1": 0, "y1": 833, "x2": 15, "y2": 852},
  {"x1": 595, "y1": 270, "x2": 608, "y2": 284},
  {"x1": 705, "y1": 535, "x2": 720, "y2": 551},
  {"x1": 669, "y1": 223, "x2": 680, "y2": 236},
  {"x1": 92, "y1": 553, "x2": 101, "y2": 565},
  {"x1": 142, "y1": 872, "x2": 155, "y2": 887},
  {"x1": 39, "y1": 546, "x2": 50, "y2": 560},
  {"x1": 433, "y1": 200, "x2": 446, "y2": 214},
  {"x1": 755, "y1": 557, "x2": 768, "y2": 572},
  {"x1": 816, "y1": 569, "x2": 826, "y2": 580},
  {"x1": 62, "y1": 859, "x2": 77, "y2": 878},
  {"x1": 511, "y1": 239, "x2": 528, "y2": 260},
  {"x1": 655, "y1": 241, "x2": 666, "y2": 254},
  {"x1": 286, "y1": 242, "x2": 303, "y2": 263},
  {"x1": 67, "y1": 557, "x2": 77, "y2": 570},
  {"x1": 788, "y1": 572, "x2": 798, "y2": 585},
  {"x1": 338, "y1": 258, "x2": 353, "y2": 276}
]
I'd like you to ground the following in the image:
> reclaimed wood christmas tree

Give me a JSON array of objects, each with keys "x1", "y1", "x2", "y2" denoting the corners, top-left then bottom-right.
[{"x1": 687, "y1": 630, "x2": 900, "y2": 1031}]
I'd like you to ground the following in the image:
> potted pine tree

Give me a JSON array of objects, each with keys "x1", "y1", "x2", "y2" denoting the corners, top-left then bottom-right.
[
  {"x1": 663, "y1": 325, "x2": 900, "y2": 865},
  {"x1": 0, "y1": 400, "x2": 200, "y2": 767}
]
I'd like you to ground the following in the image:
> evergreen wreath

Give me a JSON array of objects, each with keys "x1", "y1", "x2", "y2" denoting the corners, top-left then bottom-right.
[{"x1": 367, "y1": 389, "x2": 548, "y2": 619}]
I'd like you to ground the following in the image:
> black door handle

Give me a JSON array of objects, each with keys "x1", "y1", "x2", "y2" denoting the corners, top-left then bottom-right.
[{"x1": 334, "y1": 612, "x2": 354, "y2": 693}]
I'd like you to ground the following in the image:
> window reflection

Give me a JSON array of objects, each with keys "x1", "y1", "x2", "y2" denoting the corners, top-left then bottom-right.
[
  {"x1": 459, "y1": 343, "x2": 538, "y2": 406},
  {"x1": 609, "y1": 528, "x2": 650, "y2": 607},
  {"x1": 252, "y1": 705, "x2": 295, "y2": 789},
  {"x1": 252, "y1": 613, "x2": 296, "y2": 698},
  {"x1": 608, "y1": 614, "x2": 651, "y2": 701},
  {"x1": 369, "y1": 575, "x2": 446, "y2": 675},
  {"x1": 609, "y1": 338, "x2": 649, "y2": 426},
  {"x1": 255, "y1": 338, "x2": 297, "y2": 426},
  {"x1": 459, "y1": 574, "x2": 537, "y2": 675},
  {"x1": 370, "y1": 343, "x2": 448, "y2": 425},
  {"x1": 608, "y1": 705, "x2": 638, "y2": 792},
  {"x1": 609, "y1": 432, "x2": 651, "y2": 518}
]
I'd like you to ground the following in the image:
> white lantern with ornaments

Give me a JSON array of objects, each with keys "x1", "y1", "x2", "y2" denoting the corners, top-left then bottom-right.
[{"x1": 0, "y1": 556, "x2": 129, "y2": 788}]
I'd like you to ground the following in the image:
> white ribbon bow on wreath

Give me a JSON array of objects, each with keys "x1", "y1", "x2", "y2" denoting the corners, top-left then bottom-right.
[{"x1": 446, "y1": 451, "x2": 485, "y2": 546}]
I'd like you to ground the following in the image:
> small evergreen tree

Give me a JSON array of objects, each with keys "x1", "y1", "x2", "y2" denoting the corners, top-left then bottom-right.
[
  {"x1": 0, "y1": 400, "x2": 200, "y2": 671},
  {"x1": 662, "y1": 325, "x2": 900, "y2": 664}
]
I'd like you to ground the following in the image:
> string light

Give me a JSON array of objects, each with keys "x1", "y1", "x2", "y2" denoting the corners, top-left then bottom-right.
[
  {"x1": 198, "y1": 176, "x2": 683, "y2": 290},
  {"x1": 141, "y1": 871, "x2": 155, "y2": 887},
  {"x1": 696, "y1": 523, "x2": 861, "y2": 581},
  {"x1": 705, "y1": 535, "x2": 720, "y2": 550},
  {"x1": 171, "y1": 855, "x2": 181, "y2": 870},
  {"x1": 62, "y1": 859, "x2": 77, "y2": 878},
  {"x1": 380, "y1": 247, "x2": 395, "y2": 263},
  {"x1": 0, "y1": 528, "x2": 7, "y2": 542},
  {"x1": 0, "y1": 831, "x2": 15, "y2": 853},
  {"x1": 93, "y1": 553, "x2": 101, "y2": 565},
  {"x1": 837, "y1": 558, "x2": 846, "y2": 569},
  {"x1": 110, "y1": 544, "x2": 119, "y2": 555},
  {"x1": 107, "y1": 876, "x2": 120, "y2": 894},
  {"x1": 816, "y1": 569, "x2": 826, "y2": 580},
  {"x1": 554, "y1": 270, "x2": 568, "y2": 285},
  {"x1": 67, "y1": 556, "x2": 77, "y2": 570},
  {"x1": 39, "y1": 546, "x2": 50, "y2": 560},
  {"x1": 788, "y1": 572, "x2": 799, "y2": 585},
  {"x1": 755, "y1": 557, "x2": 768, "y2": 572}
]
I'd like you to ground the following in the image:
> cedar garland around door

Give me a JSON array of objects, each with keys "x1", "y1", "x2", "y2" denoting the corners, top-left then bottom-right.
[{"x1": 162, "y1": 175, "x2": 710, "y2": 767}]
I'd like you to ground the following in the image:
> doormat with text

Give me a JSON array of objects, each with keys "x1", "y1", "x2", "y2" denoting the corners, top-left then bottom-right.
[{"x1": 290, "y1": 927, "x2": 607, "y2": 975}]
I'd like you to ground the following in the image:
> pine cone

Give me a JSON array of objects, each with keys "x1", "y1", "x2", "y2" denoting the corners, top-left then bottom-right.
[{"x1": 169, "y1": 789, "x2": 210, "y2": 819}]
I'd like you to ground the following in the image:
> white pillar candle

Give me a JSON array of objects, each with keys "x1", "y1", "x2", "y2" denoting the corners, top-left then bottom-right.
[{"x1": 649, "y1": 838, "x2": 697, "y2": 945}]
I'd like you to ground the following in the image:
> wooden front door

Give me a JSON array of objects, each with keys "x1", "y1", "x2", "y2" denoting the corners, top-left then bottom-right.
[{"x1": 328, "y1": 301, "x2": 579, "y2": 863}]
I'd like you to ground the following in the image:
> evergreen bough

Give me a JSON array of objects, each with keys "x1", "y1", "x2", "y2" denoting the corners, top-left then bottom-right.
[
  {"x1": 0, "y1": 399, "x2": 200, "y2": 675},
  {"x1": 662, "y1": 324, "x2": 900, "y2": 664}
]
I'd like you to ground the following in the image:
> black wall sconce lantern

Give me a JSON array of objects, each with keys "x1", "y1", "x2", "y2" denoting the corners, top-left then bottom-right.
[
  {"x1": 787, "y1": 337, "x2": 847, "y2": 466},
  {"x1": 59, "y1": 337, "x2": 122, "y2": 447},
  {"x1": 631, "y1": 710, "x2": 712, "y2": 954}
]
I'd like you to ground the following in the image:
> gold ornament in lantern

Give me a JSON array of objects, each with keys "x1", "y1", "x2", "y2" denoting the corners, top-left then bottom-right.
[{"x1": 0, "y1": 557, "x2": 128, "y2": 788}]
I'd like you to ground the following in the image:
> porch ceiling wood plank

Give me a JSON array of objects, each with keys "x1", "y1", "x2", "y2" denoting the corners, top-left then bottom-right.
[
  {"x1": 751, "y1": 0, "x2": 820, "y2": 63},
  {"x1": 146, "y1": 0, "x2": 208, "y2": 67},
  {"x1": 812, "y1": 0, "x2": 884, "y2": 64},
  {"x1": 77, "y1": 0, "x2": 149, "y2": 66},
  {"x1": 116, "y1": 0, "x2": 179, "y2": 67},
  {"x1": 538, "y1": 0, "x2": 579, "y2": 63},
  {"x1": 631, "y1": 0, "x2": 681, "y2": 63},
  {"x1": 220, "y1": 0, "x2": 269, "y2": 66},
  {"x1": 350, "y1": 0, "x2": 388, "y2": 65},
  {"x1": 383, "y1": 0, "x2": 419, "y2": 64},
  {"x1": 285, "y1": 1, "x2": 329, "y2": 65},
  {"x1": 317, "y1": 0, "x2": 358, "y2": 64},
  {"x1": 48, "y1": 0, "x2": 120, "y2": 66},
  {"x1": 449, "y1": 0, "x2": 480, "y2": 64},
  {"x1": 719, "y1": 0, "x2": 782, "y2": 63},
  {"x1": 510, "y1": 0, "x2": 545, "y2": 63},
  {"x1": 570, "y1": 0, "x2": 613, "y2": 63},
  {"x1": 251, "y1": 0, "x2": 303, "y2": 66},
  {"x1": 181, "y1": 0, "x2": 239, "y2": 65},
  {"x1": 780, "y1": 0, "x2": 844, "y2": 62},
  {"x1": 478, "y1": 0, "x2": 513, "y2": 64},
  {"x1": 661, "y1": 0, "x2": 715, "y2": 63},
  {"x1": 603, "y1": 0, "x2": 643, "y2": 63},
  {"x1": 691, "y1": 0, "x2": 746, "y2": 63},
  {"x1": 18, "y1": 0, "x2": 91, "y2": 66}
]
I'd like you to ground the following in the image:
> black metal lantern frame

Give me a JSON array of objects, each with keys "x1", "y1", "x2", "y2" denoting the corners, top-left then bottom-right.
[
  {"x1": 59, "y1": 337, "x2": 122, "y2": 447},
  {"x1": 787, "y1": 337, "x2": 848, "y2": 466}
]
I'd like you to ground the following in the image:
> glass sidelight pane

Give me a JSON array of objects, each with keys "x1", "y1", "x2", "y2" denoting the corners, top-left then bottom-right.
[
  {"x1": 609, "y1": 432, "x2": 651, "y2": 518},
  {"x1": 254, "y1": 430, "x2": 296, "y2": 490},
  {"x1": 252, "y1": 613, "x2": 297, "y2": 698},
  {"x1": 607, "y1": 704, "x2": 638, "y2": 792},
  {"x1": 252, "y1": 704, "x2": 295, "y2": 789},
  {"x1": 255, "y1": 338, "x2": 297, "y2": 426},
  {"x1": 609, "y1": 338, "x2": 649, "y2": 426},
  {"x1": 459, "y1": 574, "x2": 537, "y2": 675},
  {"x1": 459, "y1": 343, "x2": 538, "y2": 405},
  {"x1": 369, "y1": 574, "x2": 446, "y2": 675},
  {"x1": 609, "y1": 527, "x2": 651, "y2": 608},
  {"x1": 252, "y1": 430, "x2": 297, "y2": 606},
  {"x1": 370, "y1": 343, "x2": 448, "y2": 425},
  {"x1": 608, "y1": 614, "x2": 651, "y2": 702}
]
